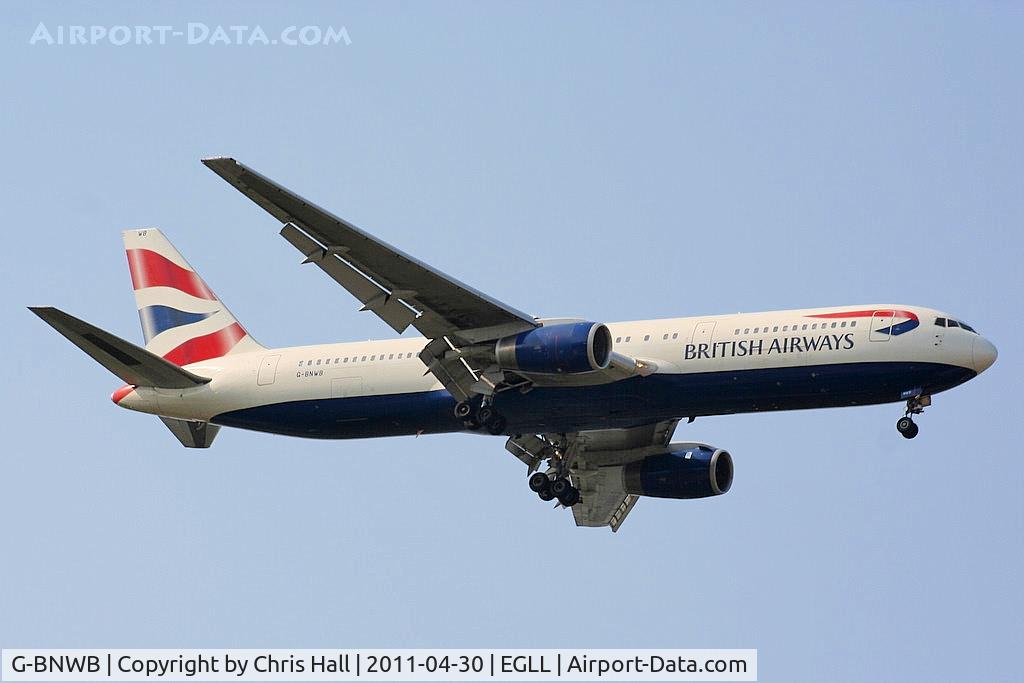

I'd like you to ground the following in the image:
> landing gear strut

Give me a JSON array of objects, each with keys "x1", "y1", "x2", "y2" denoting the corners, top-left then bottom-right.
[{"x1": 896, "y1": 395, "x2": 930, "y2": 439}]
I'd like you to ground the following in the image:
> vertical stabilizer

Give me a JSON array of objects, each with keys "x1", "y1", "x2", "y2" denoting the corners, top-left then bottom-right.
[{"x1": 123, "y1": 229, "x2": 263, "y2": 365}]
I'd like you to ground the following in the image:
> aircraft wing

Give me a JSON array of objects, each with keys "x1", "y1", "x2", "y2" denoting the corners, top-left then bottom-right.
[
  {"x1": 202, "y1": 157, "x2": 537, "y2": 340},
  {"x1": 202, "y1": 157, "x2": 539, "y2": 401},
  {"x1": 568, "y1": 419, "x2": 680, "y2": 531},
  {"x1": 508, "y1": 419, "x2": 680, "y2": 531}
]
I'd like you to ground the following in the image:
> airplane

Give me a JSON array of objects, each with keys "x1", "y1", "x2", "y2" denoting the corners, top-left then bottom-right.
[{"x1": 30, "y1": 157, "x2": 998, "y2": 531}]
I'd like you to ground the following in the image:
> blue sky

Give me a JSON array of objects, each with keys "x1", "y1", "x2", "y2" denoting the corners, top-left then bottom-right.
[{"x1": 1, "y1": 2, "x2": 1021, "y2": 681}]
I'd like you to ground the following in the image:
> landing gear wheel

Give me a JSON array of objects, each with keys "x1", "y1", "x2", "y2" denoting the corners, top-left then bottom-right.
[
  {"x1": 896, "y1": 416, "x2": 919, "y2": 439},
  {"x1": 454, "y1": 401, "x2": 473, "y2": 419},
  {"x1": 538, "y1": 488, "x2": 555, "y2": 502},
  {"x1": 557, "y1": 486, "x2": 581, "y2": 507},
  {"x1": 528, "y1": 472, "x2": 550, "y2": 493},
  {"x1": 476, "y1": 406, "x2": 506, "y2": 435},
  {"x1": 550, "y1": 478, "x2": 571, "y2": 498},
  {"x1": 485, "y1": 415, "x2": 507, "y2": 435}
]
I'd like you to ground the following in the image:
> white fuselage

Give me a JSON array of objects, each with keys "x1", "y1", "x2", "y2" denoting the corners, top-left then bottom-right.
[{"x1": 115, "y1": 304, "x2": 995, "y2": 438}]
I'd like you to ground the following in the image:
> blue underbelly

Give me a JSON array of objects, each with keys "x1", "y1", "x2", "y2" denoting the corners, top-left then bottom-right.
[{"x1": 210, "y1": 361, "x2": 975, "y2": 439}]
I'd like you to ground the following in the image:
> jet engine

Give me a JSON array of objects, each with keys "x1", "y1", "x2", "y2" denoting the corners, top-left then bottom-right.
[
  {"x1": 495, "y1": 322, "x2": 612, "y2": 374},
  {"x1": 623, "y1": 443, "x2": 733, "y2": 499}
]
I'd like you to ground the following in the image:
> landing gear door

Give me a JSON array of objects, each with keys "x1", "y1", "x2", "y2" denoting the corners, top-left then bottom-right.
[
  {"x1": 257, "y1": 354, "x2": 281, "y2": 385},
  {"x1": 869, "y1": 310, "x2": 895, "y2": 342}
]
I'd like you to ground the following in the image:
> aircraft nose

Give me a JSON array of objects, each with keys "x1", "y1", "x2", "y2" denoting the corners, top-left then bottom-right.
[{"x1": 972, "y1": 337, "x2": 998, "y2": 373}]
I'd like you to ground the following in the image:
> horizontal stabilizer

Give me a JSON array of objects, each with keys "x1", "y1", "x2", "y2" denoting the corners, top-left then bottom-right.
[
  {"x1": 159, "y1": 417, "x2": 220, "y2": 448},
  {"x1": 29, "y1": 307, "x2": 211, "y2": 389}
]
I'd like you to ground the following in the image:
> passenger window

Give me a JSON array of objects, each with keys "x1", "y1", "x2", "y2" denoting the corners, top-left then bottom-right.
[
  {"x1": 811, "y1": 324, "x2": 817, "y2": 330},
  {"x1": 744, "y1": 328, "x2": 750, "y2": 334},
  {"x1": 672, "y1": 333, "x2": 678, "y2": 339},
  {"x1": 644, "y1": 335, "x2": 650, "y2": 341},
  {"x1": 734, "y1": 329, "x2": 740, "y2": 335},
  {"x1": 802, "y1": 324, "x2": 808, "y2": 330},
  {"x1": 616, "y1": 337, "x2": 621, "y2": 343},
  {"x1": 361, "y1": 355, "x2": 367, "y2": 362},
  {"x1": 389, "y1": 354, "x2": 394, "y2": 360},
  {"x1": 307, "y1": 359, "x2": 313, "y2": 365},
  {"x1": 663, "y1": 334, "x2": 669, "y2": 340},
  {"x1": 850, "y1": 321, "x2": 857, "y2": 327},
  {"x1": 831, "y1": 322, "x2": 837, "y2": 328},
  {"x1": 298, "y1": 360, "x2": 304, "y2": 367},
  {"x1": 625, "y1": 336, "x2": 631, "y2": 342},
  {"x1": 316, "y1": 359, "x2": 321, "y2": 365},
  {"x1": 782, "y1": 326, "x2": 788, "y2": 332},
  {"x1": 841, "y1": 321, "x2": 847, "y2": 328},
  {"x1": 773, "y1": 326, "x2": 779, "y2": 333}
]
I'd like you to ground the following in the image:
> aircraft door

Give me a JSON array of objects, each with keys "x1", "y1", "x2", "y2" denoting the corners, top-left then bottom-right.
[
  {"x1": 691, "y1": 321, "x2": 717, "y2": 345},
  {"x1": 257, "y1": 354, "x2": 281, "y2": 385},
  {"x1": 869, "y1": 310, "x2": 895, "y2": 342}
]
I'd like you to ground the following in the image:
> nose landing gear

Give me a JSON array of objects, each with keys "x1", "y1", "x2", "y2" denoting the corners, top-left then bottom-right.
[
  {"x1": 896, "y1": 416, "x2": 919, "y2": 439},
  {"x1": 896, "y1": 395, "x2": 930, "y2": 439}
]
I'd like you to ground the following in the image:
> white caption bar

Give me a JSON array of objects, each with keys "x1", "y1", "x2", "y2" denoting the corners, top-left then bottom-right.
[{"x1": 1, "y1": 650, "x2": 756, "y2": 682}]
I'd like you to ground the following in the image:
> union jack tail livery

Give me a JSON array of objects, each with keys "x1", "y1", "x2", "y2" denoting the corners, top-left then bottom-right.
[{"x1": 123, "y1": 229, "x2": 262, "y2": 366}]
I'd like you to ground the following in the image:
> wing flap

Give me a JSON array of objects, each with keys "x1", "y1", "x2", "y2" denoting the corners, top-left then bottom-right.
[
  {"x1": 571, "y1": 466, "x2": 639, "y2": 530},
  {"x1": 29, "y1": 307, "x2": 210, "y2": 389}
]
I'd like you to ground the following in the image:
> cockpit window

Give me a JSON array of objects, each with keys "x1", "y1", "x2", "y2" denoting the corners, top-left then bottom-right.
[{"x1": 936, "y1": 316, "x2": 979, "y2": 333}]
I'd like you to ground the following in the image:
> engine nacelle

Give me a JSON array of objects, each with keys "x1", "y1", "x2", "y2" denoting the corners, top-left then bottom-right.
[
  {"x1": 495, "y1": 322, "x2": 612, "y2": 374},
  {"x1": 623, "y1": 443, "x2": 733, "y2": 499}
]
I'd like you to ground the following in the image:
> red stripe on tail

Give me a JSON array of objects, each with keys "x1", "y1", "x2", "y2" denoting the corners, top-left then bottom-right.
[
  {"x1": 162, "y1": 322, "x2": 246, "y2": 366},
  {"x1": 126, "y1": 249, "x2": 216, "y2": 300}
]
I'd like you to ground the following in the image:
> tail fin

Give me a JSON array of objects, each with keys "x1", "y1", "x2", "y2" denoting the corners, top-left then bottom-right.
[{"x1": 123, "y1": 229, "x2": 263, "y2": 366}]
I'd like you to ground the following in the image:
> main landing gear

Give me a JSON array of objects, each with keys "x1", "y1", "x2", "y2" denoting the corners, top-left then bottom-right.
[
  {"x1": 506, "y1": 434, "x2": 583, "y2": 509},
  {"x1": 528, "y1": 471, "x2": 581, "y2": 507},
  {"x1": 454, "y1": 399, "x2": 507, "y2": 435},
  {"x1": 896, "y1": 395, "x2": 930, "y2": 439}
]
